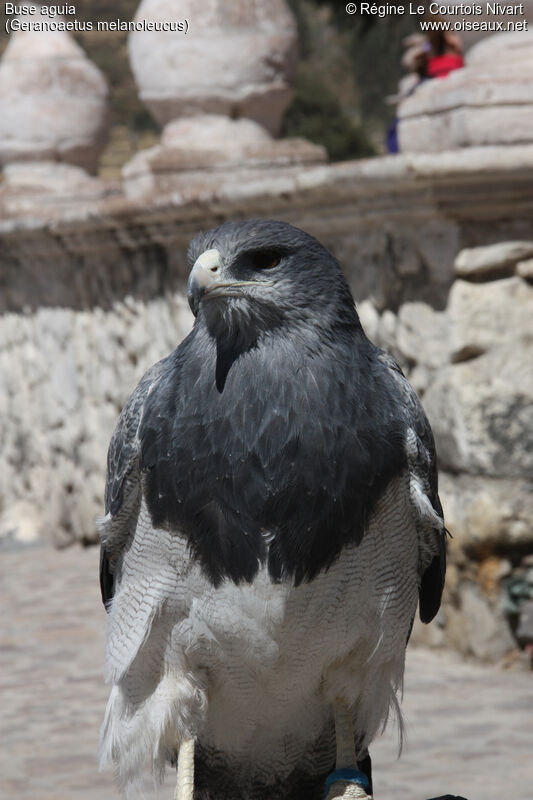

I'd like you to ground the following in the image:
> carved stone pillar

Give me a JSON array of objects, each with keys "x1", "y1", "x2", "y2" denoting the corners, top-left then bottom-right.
[
  {"x1": 123, "y1": 0, "x2": 325, "y2": 199},
  {"x1": 0, "y1": 2, "x2": 110, "y2": 199}
]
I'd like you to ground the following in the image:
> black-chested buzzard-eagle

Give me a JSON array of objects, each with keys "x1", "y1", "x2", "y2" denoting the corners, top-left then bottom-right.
[{"x1": 99, "y1": 219, "x2": 446, "y2": 800}]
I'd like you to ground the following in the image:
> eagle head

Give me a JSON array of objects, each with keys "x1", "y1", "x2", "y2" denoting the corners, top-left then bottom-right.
[{"x1": 186, "y1": 219, "x2": 358, "y2": 342}]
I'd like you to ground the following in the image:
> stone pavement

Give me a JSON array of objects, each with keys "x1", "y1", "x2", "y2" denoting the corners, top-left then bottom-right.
[{"x1": 1, "y1": 542, "x2": 532, "y2": 800}]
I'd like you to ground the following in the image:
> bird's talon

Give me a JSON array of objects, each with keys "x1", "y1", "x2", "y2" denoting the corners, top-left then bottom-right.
[
  {"x1": 323, "y1": 768, "x2": 372, "y2": 800},
  {"x1": 324, "y1": 782, "x2": 372, "y2": 800}
]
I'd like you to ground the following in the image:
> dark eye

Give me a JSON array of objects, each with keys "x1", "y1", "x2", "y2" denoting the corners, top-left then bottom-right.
[{"x1": 250, "y1": 250, "x2": 281, "y2": 270}]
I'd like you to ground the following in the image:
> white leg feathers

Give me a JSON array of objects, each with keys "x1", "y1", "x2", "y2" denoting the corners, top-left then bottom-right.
[{"x1": 175, "y1": 737, "x2": 195, "y2": 800}]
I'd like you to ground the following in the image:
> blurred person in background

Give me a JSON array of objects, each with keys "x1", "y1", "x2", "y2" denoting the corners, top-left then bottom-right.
[
  {"x1": 386, "y1": 13, "x2": 464, "y2": 152},
  {"x1": 424, "y1": 14, "x2": 465, "y2": 78}
]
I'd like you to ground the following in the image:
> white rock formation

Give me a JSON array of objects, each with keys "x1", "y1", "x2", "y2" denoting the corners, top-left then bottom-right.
[
  {"x1": 128, "y1": 0, "x2": 298, "y2": 136},
  {"x1": 447, "y1": 277, "x2": 533, "y2": 361},
  {"x1": 396, "y1": 302, "x2": 449, "y2": 370},
  {"x1": 454, "y1": 241, "x2": 533, "y2": 279},
  {"x1": 421, "y1": 259, "x2": 533, "y2": 479},
  {"x1": 439, "y1": 474, "x2": 533, "y2": 557},
  {"x1": 425, "y1": 346, "x2": 533, "y2": 477},
  {"x1": 398, "y1": 31, "x2": 533, "y2": 153},
  {"x1": 0, "y1": 4, "x2": 109, "y2": 173}
]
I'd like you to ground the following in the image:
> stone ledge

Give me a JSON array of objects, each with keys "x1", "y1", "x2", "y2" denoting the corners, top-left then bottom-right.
[{"x1": 3, "y1": 146, "x2": 533, "y2": 234}]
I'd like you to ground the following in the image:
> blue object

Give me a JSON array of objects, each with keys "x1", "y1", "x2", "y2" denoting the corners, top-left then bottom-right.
[
  {"x1": 386, "y1": 120, "x2": 399, "y2": 154},
  {"x1": 324, "y1": 767, "x2": 370, "y2": 795}
]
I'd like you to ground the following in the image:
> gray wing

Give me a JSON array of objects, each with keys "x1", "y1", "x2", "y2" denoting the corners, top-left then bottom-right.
[
  {"x1": 99, "y1": 355, "x2": 172, "y2": 609},
  {"x1": 380, "y1": 351, "x2": 447, "y2": 624}
]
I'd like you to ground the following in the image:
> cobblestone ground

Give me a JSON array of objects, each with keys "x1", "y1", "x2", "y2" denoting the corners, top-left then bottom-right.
[{"x1": 1, "y1": 542, "x2": 532, "y2": 800}]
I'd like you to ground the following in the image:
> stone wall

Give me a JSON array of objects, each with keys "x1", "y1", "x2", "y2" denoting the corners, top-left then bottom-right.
[
  {"x1": 364, "y1": 244, "x2": 533, "y2": 663},
  {"x1": 0, "y1": 294, "x2": 193, "y2": 546}
]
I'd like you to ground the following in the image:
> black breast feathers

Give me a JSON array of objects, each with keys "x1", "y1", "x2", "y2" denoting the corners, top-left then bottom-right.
[{"x1": 139, "y1": 324, "x2": 408, "y2": 587}]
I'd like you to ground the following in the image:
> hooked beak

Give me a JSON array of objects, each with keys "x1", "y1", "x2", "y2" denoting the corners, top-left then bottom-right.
[
  {"x1": 187, "y1": 248, "x2": 273, "y2": 316},
  {"x1": 187, "y1": 249, "x2": 222, "y2": 316}
]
